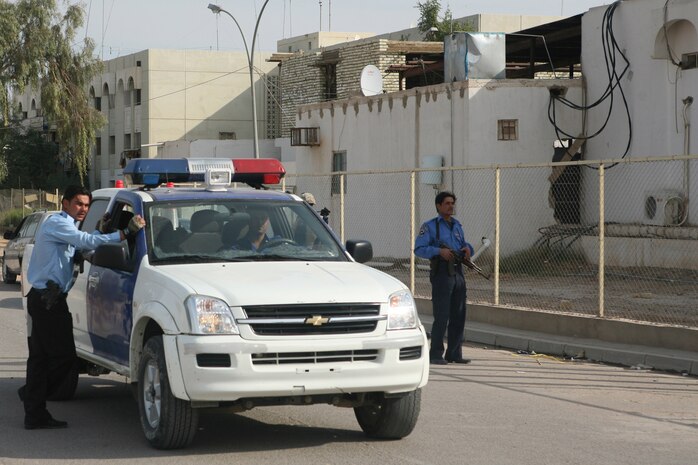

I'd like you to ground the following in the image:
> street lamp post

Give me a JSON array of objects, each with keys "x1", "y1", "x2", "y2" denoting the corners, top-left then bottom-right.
[{"x1": 208, "y1": 2, "x2": 271, "y2": 159}]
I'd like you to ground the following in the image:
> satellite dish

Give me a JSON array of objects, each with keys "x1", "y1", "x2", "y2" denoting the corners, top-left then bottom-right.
[{"x1": 360, "y1": 65, "x2": 383, "y2": 96}]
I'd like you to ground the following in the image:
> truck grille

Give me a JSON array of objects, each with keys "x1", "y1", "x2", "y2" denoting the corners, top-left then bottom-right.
[
  {"x1": 241, "y1": 304, "x2": 383, "y2": 335},
  {"x1": 252, "y1": 349, "x2": 378, "y2": 365}
]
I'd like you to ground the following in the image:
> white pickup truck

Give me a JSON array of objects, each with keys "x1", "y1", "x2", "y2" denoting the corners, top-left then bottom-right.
[{"x1": 24, "y1": 158, "x2": 429, "y2": 449}]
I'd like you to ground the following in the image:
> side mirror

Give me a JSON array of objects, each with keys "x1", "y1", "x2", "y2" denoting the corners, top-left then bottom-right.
[
  {"x1": 3, "y1": 231, "x2": 16, "y2": 240},
  {"x1": 346, "y1": 240, "x2": 373, "y2": 264},
  {"x1": 92, "y1": 243, "x2": 132, "y2": 272}
]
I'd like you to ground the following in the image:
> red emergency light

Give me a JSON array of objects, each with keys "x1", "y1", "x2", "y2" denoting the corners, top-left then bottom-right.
[{"x1": 232, "y1": 158, "x2": 286, "y2": 186}]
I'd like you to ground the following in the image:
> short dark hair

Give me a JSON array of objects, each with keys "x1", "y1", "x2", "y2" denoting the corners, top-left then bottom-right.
[
  {"x1": 62, "y1": 185, "x2": 92, "y2": 203},
  {"x1": 435, "y1": 191, "x2": 456, "y2": 205}
]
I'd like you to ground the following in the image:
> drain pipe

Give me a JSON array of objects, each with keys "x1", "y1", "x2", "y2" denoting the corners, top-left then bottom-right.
[{"x1": 682, "y1": 96, "x2": 693, "y2": 224}]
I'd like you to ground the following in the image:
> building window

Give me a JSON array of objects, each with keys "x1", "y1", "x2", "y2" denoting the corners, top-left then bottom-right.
[
  {"x1": 498, "y1": 119, "x2": 518, "y2": 141},
  {"x1": 322, "y1": 64, "x2": 337, "y2": 101},
  {"x1": 135, "y1": 89, "x2": 141, "y2": 105},
  {"x1": 109, "y1": 136, "x2": 115, "y2": 154},
  {"x1": 95, "y1": 137, "x2": 101, "y2": 156},
  {"x1": 331, "y1": 151, "x2": 347, "y2": 195},
  {"x1": 124, "y1": 133, "x2": 131, "y2": 149},
  {"x1": 219, "y1": 132, "x2": 237, "y2": 140},
  {"x1": 308, "y1": 41, "x2": 312, "y2": 50},
  {"x1": 94, "y1": 96, "x2": 101, "y2": 111}
]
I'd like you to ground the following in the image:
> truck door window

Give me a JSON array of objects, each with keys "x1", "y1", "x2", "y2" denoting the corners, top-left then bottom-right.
[{"x1": 81, "y1": 198, "x2": 110, "y2": 232}]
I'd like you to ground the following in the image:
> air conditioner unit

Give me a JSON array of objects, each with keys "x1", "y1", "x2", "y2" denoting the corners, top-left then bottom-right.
[
  {"x1": 643, "y1": 191, "x2": 684, "y2": 226},
  {"x1": 290, "y1": 127, "x2": 320, "y2": 146}
]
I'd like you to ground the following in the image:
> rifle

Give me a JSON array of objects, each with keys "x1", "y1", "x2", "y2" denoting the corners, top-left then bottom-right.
[
  {"x1": 465, "y1": 237, "x2": 491, "y2": 280},
  {"x1": 433, "y1": 238, "x2": 492, "y2": 280}
]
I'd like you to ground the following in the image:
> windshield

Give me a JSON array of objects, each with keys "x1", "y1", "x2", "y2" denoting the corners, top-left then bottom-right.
[{"x1": 146, "y1": 199, "x2": 345, "y2": 264}]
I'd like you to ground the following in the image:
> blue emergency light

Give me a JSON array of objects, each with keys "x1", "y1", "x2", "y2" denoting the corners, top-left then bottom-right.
[{"x1": 123, "y1": 158, "x2": 285, "y2": 188}]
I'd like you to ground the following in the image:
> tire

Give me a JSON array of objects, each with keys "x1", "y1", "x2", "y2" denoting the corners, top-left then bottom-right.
[
  {"x1": 137, "y1": 336, "x2": 198, "y2": 449},
  {"x1": 47, "y1": 359, "x2": 79, "y2": 401},
  {"x1": 2, "y1": 257, "x2": 17, "y2": 284},
  {"x1": 354, "y1": 389, "x2": 421, "y2": 439}
]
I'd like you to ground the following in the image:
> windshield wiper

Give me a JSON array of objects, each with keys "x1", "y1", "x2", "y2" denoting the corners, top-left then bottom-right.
[
  {"x1": 248, "y1": 254, "x2": 298, "y2": 261},
  {"x1": 151, "y1": 255, "x2": 226, "y2": 264}
]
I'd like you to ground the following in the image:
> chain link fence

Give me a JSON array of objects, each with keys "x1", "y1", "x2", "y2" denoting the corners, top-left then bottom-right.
[
  {"x1": 286, "y1": 155, "x2": 698, "y2": 329},
  {"x1": 0, "y1": 189, "x2": 62, "y2": 232},
  {"x1": 2, "y1": 157, "x2": 696, "y2": 329}
]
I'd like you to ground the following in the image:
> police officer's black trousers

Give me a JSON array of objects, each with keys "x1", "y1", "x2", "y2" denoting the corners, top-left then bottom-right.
[
  {"x1": 23, "y1": 289, "x2": 77, "y2": 424},
  {"x1": 429, "y1": 269, "x2": 466, "y2": 361}
]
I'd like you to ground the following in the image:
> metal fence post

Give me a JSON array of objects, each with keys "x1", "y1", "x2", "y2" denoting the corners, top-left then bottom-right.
[
  {"x1": 598, "y1": 163, "x2": 605, "y2": 318},
  {"x1": 494, "y1": 167, "x2": 501, "y2": 305},
  {"x1": 340, "y1": 174, "x2": 345, "y2": 243},
  {"x1": 410, "y1": 170, "x2": 416, "y2": 294}
]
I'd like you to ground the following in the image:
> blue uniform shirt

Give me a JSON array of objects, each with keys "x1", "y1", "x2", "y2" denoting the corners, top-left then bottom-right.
[
  {"x1": 414, "y1": 216, "x2": 473, "y2": 260},
  {"x1": 27, "y1": 211, "x2": 122, "y2": 293}
]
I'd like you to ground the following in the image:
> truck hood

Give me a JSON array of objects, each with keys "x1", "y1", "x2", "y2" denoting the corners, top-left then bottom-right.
[{"x1": 157, "y1": 261, "x2": 406, "y2": 306}]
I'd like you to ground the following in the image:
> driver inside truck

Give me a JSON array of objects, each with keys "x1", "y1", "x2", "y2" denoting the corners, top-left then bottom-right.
[{"x1": 235, "y1": 209, "x2": 270, "y2": 250}]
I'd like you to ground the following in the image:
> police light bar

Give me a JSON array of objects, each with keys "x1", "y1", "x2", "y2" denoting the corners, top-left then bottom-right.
[{"x1": 123, "y1": 158, "x2": 285, "y2": 188}]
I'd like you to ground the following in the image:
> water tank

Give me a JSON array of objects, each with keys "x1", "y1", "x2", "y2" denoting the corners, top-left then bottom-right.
[
  {"x1": 444, "y1": 32, "x2": 506, "y2": 81},
  {"x1": 419, "y1": 155, "x2": 443, "y2": 186}
]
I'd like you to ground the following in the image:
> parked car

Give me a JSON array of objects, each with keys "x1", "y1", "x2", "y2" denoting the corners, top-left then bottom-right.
[{"x1": 2, "y1": 211, "x2": 58, "y2": 284}]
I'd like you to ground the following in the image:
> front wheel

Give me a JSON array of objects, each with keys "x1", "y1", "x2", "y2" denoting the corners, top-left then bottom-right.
[
  {"x1": 354, "y1": 389, "x2": 421, "y2": 439},
  {"x1": 137, "y1": 336, "x2": 199, "y2": 449}
]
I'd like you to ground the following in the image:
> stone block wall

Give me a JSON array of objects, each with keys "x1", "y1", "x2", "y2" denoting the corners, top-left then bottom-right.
[{"x1": 279, "y1": 39, "x2": 408, "y2": 137}]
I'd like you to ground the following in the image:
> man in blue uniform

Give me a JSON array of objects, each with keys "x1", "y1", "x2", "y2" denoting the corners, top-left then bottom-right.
[
  {"x1": 414, "y1": 191, "x2": 473, "y2": 365},
  {"x1": 20, "y1": 185, "x2": 144, "y2": 429}
]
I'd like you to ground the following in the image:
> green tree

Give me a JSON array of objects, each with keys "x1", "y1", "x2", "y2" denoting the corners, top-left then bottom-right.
[
  {"x1": 0, "y1": 126, "x2": 76, "y2": 189},
  {"x1": 0, "y1": 0, "x2": 104, "y2": 185},
  {"x1": 415, "y1": 0, "x2": 474, "y2": 42}
]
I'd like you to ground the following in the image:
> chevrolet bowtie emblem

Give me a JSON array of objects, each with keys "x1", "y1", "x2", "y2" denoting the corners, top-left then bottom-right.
[{"x1": 305, "y1": 315, "x2": 330, "y2": 326}]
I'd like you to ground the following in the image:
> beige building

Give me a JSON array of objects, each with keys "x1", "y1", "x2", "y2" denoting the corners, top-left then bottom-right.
[
  {"x1": 15, "y1": 49, "x2": 279, "y2": 189},
  {"x1": 277, "y1": 31, "x2": 376, "y2": 53},
  {"x1": 376, "y1": 13, "x2": 563, "y2": 41}
]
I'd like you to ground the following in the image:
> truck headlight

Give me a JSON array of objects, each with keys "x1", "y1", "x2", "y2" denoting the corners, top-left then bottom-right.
[
  {"x1": 387, "y1": 290, "x2": 418, "y2": 330},
  {"x1": 185, "y1": 295, "x2": 239, "y2": 335}
]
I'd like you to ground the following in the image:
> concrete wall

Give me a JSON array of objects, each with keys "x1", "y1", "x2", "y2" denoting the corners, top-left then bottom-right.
[
  {"x1": 158, "y1": 139, "x2": 280, "y2": 160},
  {"x1": 292, "y1": 79, "x2": 583, "y2": 257}
]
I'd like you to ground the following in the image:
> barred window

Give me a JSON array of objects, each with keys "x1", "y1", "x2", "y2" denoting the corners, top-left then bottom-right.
[{"x1": 498, "y1": 119, "x2": 518, "y2": 141}]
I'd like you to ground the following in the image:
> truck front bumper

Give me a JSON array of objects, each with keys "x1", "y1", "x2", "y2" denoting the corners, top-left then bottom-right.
[{"x1": 164, "y1": 328, "x2": 429, "y2": 402}]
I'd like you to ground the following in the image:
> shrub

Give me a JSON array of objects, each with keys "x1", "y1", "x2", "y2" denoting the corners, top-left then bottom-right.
[{"x1": 0, "y1": 208, "x2": 29, "y2": 232}]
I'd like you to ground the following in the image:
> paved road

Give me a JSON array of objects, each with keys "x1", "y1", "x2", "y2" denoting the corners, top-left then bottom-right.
[{"x1": 1, "y1": 281, "x2": 697, "y2": 465}]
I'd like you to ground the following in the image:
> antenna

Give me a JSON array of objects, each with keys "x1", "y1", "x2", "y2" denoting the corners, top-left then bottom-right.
[
  {"x1": 359, "y1": 65, "x2": 383, "y2": 96},
  {"x1": 319, "y1": 0, "x2": 322, "y2": 31}
]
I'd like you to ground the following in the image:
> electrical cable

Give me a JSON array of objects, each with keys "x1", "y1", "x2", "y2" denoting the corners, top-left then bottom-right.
[
  {"x1": 547, "y1": 1, "x2": 632, "y2": 170},
  {"x1": 663, "y1": 0, "x2": 682, "y2": 67}
]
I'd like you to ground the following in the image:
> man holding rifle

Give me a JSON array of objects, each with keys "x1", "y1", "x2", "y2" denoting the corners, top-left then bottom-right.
[{"x1": 414, "y1": 191, "x2": 473, "y2": 366}]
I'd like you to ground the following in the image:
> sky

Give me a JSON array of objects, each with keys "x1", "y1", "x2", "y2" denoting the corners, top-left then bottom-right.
[{"x1": 79, "y1": 0, "x2": 613, "y2": 60}]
